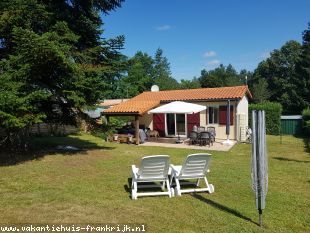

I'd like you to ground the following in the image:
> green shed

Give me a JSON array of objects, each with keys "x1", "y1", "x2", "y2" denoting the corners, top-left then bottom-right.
[{"x1": 280, "y1": 115, "x2": 302, "y2": 135}]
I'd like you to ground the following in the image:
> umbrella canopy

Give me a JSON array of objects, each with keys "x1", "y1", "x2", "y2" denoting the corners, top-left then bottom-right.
[{"x1": 148, "y1": 101, "x2": 205, "y2": 114}]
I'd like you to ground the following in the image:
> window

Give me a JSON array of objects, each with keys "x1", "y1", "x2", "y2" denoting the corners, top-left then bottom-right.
[{"x1": 208, "y1": 107, "x2": 219, "y2": 124}]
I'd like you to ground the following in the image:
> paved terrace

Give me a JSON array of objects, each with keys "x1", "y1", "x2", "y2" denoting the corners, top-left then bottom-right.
[{"x1": 139, "y1": 137, "x2": 237, "y2": 151}]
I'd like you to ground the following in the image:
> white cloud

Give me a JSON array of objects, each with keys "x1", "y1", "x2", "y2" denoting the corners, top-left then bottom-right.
[
  {"x1": 156, "y1": 25, "x2": 171, "y2": 31},
  {"x1": 207, "y1": 59, "x2": 221, "y2": 65},
  {"x1": 203, "y1": 51, "x2": 217, "y2": 58}
]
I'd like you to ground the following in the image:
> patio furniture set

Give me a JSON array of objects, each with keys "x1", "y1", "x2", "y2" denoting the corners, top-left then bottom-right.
[
  {"x1": 131, "y1": 153, "x2": 214, "y2": 200},
  {"x1": 189, "y1": 126, "x2": 216, "y2": 147}
]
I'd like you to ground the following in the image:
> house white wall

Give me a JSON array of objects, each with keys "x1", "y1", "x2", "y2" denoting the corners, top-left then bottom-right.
[
  {"x1": 197, "y1": 101, "x2": 238, "y2": 140},
  {"x1": 141, "y1": 97, "x2": 249, "y2": 141},
  {"x1": 236, "y1": 96, "x2": 249, "y2": 125}
]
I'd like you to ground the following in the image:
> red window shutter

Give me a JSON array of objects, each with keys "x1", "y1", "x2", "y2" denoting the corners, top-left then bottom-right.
[
  {"x1": 219, "y1": 106, "x2": 226, "y2": 125},
  {"x1": 153, "y1": 113, "x2": 165, "y2": 136},
  {"x1": 219, "y1": 106, "x2": 234, "y2": 125},
  {"x1": 187, "y1": 113, "x2": 200, "y2": 136}
]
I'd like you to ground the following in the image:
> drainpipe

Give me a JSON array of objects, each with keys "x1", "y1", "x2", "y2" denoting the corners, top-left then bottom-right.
[{"x1": 222, "y1": 99, "x2": 233, "y2": 146}]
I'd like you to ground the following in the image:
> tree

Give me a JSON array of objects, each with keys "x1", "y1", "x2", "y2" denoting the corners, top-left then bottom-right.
[
  {"x1": 295, "y1": 23, "x2": 310, "y2": 111},
  {"x1": 199, "y1": 64, "x2": 245, "y2": 88},
  {"x1": 0, "y1": 0, "x2": 125, "y2": 148},
  {"x1": 251, "y1": 78, "x2": 271, "y2": 103},
  {"x1": 122, "y1": 48, "x2": 179, "y2": 94},
  {"x1": 253, "y1": 40, "x2": 302, "y2": 114},
  {"x1": 122, "y1": 51, "x2": 154, "y2": 97},
  {"x1": 153, "y1": 48, "x2": 179, "y2": 90},
  {"x1": 179, "y1": 78, "x2": 201, "y2": 89}
]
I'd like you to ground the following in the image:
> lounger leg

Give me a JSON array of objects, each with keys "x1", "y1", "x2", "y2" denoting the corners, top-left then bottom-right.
[
  {"x1": 175, "y1": 178, "x2": 181, "y2": 196},
  {"x1": 161, "y1": 181, "x2": 165, "y2": 191},
  {"x1": 196, "y1": 178, "x2": 200, "y2": 187},
  {"x1": 166, "y1": 178, "x2": 172, "y2": 198},
  {"x1": 131, "y1": 179, "x2": 138, "y2": 200},
  {"x1": 204, "y1": 177, "x2": 214, "y2": 193},
  {"x1": 170, "y1": 173, "x2": 174, "y2": 185}
]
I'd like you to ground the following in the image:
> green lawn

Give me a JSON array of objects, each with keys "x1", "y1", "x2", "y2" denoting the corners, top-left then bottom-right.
[{"x1": 0, "y1": 134, "x2": 309, "y2": 233}]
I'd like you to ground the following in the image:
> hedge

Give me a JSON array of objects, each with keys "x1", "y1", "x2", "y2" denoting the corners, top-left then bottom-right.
[
  {"x1": 302, "y1": 108, "x2": 310, "y2": 136},
  {"x1": 249, "y1": 102, "x2": 282, "y2": 135}
]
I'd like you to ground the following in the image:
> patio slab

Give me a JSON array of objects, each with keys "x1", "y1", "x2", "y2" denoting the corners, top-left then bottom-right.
[{"x1": 139, "y1": 138, "x2": 236, "y2": 151}]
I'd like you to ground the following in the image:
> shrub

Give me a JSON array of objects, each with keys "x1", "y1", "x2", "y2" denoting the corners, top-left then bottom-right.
[
  {"x1": 302, "y1": 108, "x2": 310, "y2": 136},
  {"x1": 249, "y1": 102, "x2": 283, "y2": 135}
]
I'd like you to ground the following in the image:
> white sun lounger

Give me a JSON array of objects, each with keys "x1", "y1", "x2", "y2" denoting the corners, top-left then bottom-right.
[
  {"x1": 170, "y1": 153, "x2": 214, "y2": 196},
  {"x1": 131, "y1": 155, "x2": 172, "y2": 200}
]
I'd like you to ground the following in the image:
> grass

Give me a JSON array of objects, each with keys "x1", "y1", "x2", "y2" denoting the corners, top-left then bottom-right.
[{"x1": 0, "y1": 134, "x2": 309, "y2": 233}]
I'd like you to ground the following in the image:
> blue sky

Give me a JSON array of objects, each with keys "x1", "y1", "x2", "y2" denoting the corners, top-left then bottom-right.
[{"x1": 102, "y1": 0, "x2": 310, "y2": 81}]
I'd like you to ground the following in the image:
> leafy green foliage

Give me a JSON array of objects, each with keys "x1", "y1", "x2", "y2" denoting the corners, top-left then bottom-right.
[
  {"x1": 122, "y1": 48, "x2": 179, "y2": 97},
  {"x1": 122, "y1": 51, "x2": 154, "y2": 97},
  {"x1": 252, "y1": 41, "x2": 303, "y2": 114},
  {"x1": 199, "y1": 64, "x2": 247, "y2": 88},
  {"x1": 251, "y1": 78, "x2": 271, "y2": 103},
  {"x1": 302, "y1": 108, "x2": 310, "y2": 135},
  {"x1": 179, "y1": 78, "x2": 201, "y2": 89},
  {"x1": 153, "y1": 48, "x2": 179, "y2": 90},
  {"x1": 0, "y1": 0, "x2": 125, "y2": 149},
  {"x1": 295, "y1": 23, "x2": 310, "y2": 113},
  {"x1": 249, "y1": 102, "x2": 283, "y2": 135}
]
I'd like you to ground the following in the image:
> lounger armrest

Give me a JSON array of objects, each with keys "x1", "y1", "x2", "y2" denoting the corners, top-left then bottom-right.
[
  {"x1": 131, "y1": 165, "x2": 139, "y2": 179},
  {"x1": 170, "y1": 164, "x2": 181, "y2": 176}
]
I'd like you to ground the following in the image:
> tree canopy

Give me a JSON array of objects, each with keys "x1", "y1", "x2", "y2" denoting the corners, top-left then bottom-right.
[
  {"x1": 198, "y1": 64, "x2": 247, "y2": 88},
  {"x1": 252, "y1": 40, "x2": 303, "y2": 114},
  {"x1": 0, "y1": 0, "x2": 125, "y2": 147},
  {"x1": 121, "y1": 48, "x2": 179, "y2": 97}
]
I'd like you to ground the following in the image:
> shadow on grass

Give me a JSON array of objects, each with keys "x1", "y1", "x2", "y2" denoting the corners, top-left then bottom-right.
[
  {"x1": 0, "y1": 135, "x2": 115, "y2": 166},
  {"x1": 191, "y1": 193, "x2": 258, "y2": 225},
  {"x1": 273, "y1": 157, "x2": 310, "y2": 163}
]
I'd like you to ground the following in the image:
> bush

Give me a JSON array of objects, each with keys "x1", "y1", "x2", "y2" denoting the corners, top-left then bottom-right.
[
  {"x1": 302, "y1": 108, "x2": 310, "y2": 136},
  {"x1": 249, "y1": 102, "x2": 282, "y2": 135}
]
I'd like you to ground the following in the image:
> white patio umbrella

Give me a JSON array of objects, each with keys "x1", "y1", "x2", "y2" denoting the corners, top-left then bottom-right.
[{"x1": 148, "y1": 101, "x2": 205, "y2": 114}]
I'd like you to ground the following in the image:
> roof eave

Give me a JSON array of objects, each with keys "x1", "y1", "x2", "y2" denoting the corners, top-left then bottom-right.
[
  {"x1": 160, "y1": 98, "x2": 242, "y2": 103},
  {"x1": 103, "y1": 112, "x2": 140, "y2": 116}
]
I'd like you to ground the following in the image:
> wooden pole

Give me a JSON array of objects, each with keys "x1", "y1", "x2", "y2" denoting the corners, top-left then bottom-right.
[{"x1": 135, "y1": 115, "x2": 140, "y2": 145}]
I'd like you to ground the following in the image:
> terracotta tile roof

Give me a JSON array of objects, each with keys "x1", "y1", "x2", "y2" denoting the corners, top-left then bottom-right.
[
  {"x1": 104, "y1": 85, "x2": 252, "y2": 115},
  {"x1": 98, "y1": 99, "x2": 129, "y2": 107}
]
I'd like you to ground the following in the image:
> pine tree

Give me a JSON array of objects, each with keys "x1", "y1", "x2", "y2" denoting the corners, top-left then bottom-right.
[
  {"x1": 153, "y1": 48, "x2": 179, "y2": 90},
  {"x1": 0, "y1": 0, "x2": 125, "y2": 148}
]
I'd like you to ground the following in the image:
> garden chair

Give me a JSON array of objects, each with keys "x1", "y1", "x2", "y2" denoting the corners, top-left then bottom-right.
[
  {"x1": 199, "y1": 131, "x2": 212, "y2": 146},
  {"x1": 207, "y1": 126, "x2": 216, "y2": 144},
  {"x1": 131, "y1": 155, "x2": 172, "y2": 200},
  {"x1": 170, "y1": 153, "x2": 214, "y2": 196},
  {"x1": 189, "y1": 131, "x2": 199, "y2": 145},
  {"x1": 197, "y1": 126, "x2": 205, "y2": 133}
]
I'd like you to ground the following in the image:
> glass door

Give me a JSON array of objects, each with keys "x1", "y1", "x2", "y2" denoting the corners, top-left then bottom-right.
[
  {"x1": 176, "y1": 114, "x2": 186, "y2": 136},
  {"x1": 165, "y1": 113, "x2": 186, "y2": 136},
  {"x1": 166, "y1": 113, "x2": 175, "y2": 136}
]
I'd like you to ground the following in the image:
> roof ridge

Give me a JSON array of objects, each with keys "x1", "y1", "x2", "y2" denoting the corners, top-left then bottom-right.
[{"x1": 142, "y1": 85, "x2": 247, "y2": 94}]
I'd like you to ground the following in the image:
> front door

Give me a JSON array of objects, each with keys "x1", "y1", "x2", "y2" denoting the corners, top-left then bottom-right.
[
  {"x1": 166, "y1": 113, "x2": 175, "y2": 136},
  {"x1": 176, "y1": 114, "x2": 186, "y2": 136},
  {"x1": 165, "y1": 113, "x2": 186, "y2": 137}
]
